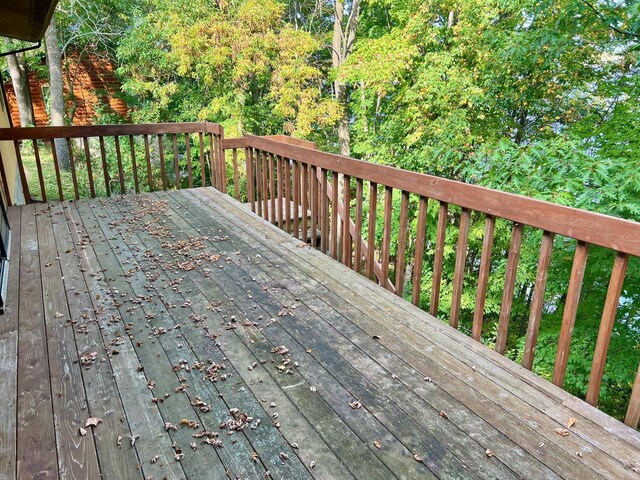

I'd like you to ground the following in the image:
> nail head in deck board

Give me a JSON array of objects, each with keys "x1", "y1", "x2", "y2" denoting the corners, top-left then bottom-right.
[
  {"x1": 195, "y1": 187, "x2": 640, "y2": 478},
  {"x1": 16, "y1": 205, "x2": 58, "y2": 479}
]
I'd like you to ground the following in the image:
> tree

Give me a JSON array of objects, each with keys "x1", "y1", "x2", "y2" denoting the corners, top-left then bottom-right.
[
  {"x1": 3, "y1": 39, "x2": 35, "y2": 127},
  {"x1": 44, "y1": 19, "x2": 69, "y2": 169}
]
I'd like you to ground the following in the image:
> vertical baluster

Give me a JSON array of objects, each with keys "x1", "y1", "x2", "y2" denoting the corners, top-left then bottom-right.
[
  {"x1": 269, "y1": 153, "x2": 276, "y2": 224},
  {"x1": 472, "y1": 215, "x2": 496, "y2": 340},
  {"x1": 430, "y1": 202, "x2": 448, "y2": 316},
  {"x1": 49, "y1": 139, "x2": 64, "y2": 201},
  {"x1": 158, "y1": 134, "x2": 167, "y2": 191},
  {"x1": 625, "y1": 363, "x2": 640, "y2": 429},
  {"x1": 0, "y1": 151, "x2": 11, "y2": 206},
  {"x1": 99, "y1": 137, "x2": 110, "y2": 196},
  {"x1": 380, "y1": 187, "x2": 393, "y2": 289},
  {"x1": 32, "y1": 140, "x2": 46, "y2": 202},
  {"x1": 522, "y1": 231, "x2": 554, "y2": 369},
  {"x1": 143, "y1": 135, "x2": 153, "y2": 192},
  {"x1": 411, "y1": 196, "x2": 429, "y2": 306},
  {"x1": 216, "y1": 134, "x2": 226, "y2": 192},
  {"x1": 310, "y1": 166, "x2": 318, "y2": 248},
  {"x1": 13, "y1": 141, "x2": 31, "y2": 204},
  {"x1": 185, "y1": 133, "x2": 193, "y2": 189},
  {"x1": 321, "y1": 169, "x2": 329, "y2": 253},
  {"x1": 354, "y1": 179, "x2": 364, "y2": 271},
  {"x1": 209, "y1": 133, "x2": 217, "y2": 189},
  {"x1": 199, "y1": 132, "x2": 206, "y2": 187},
  {"x1": 495, "y1": 223, "x2": 524, "y2": 353},
  {"x1": 129, "y1": 135, "x2": 139, "y2": 194},
  {"x1": 586, "y1": 252, "x2": 629, "y2": 406},
  {"x1": 395, "y1": 191, "x2": 410, "y2": 296},
  {"x1": 255, "y1": 150, "x2": 263, "y2": 217},
  {"x1": 233, "y1": 149, "x2": 239, "y2": 199},
  {"x1": 245, "y1": 148, "x2": 255, "y2": 212},
  {"x1": 450, "y1": 208, "x2": 471, "y2": 328},
  {"x1": 292, "y1": 161, "x2": 300, "y2": 238},
  {"x1": 301, "y1": 163, "x2": 309, "y2": 243},
  {"x1": 82, "y1": 137, "x2": 95, "y2": 198},
  {"x1": 553, "y1": 241, "x2": 589, "y2": 387},
  {"x1": 277, "y1": 156, "x2": 284, "y2": 228},
  {"x1": 285, "y1": 159, "x2": 292, "y2": 233},
  {"x1": 262, "y1": 151, "x2": 269, "y2": 220},
  {"x1": 331, "y1": 172, "x2": 339, "y2": 259},
  {"x1": 342, "y1": 175, "x2": 352, "y2": 266},
  {"x1": 172, "y1": 134, "x2": 180, "y2": 189},
  {"x1": 66, "y1": 138, "x2": 80, "y2": 199},
  {"x1": 366, "y1": 182, "x2": 377, "y2": 280},
  {"x1": 114, "y1": 136, "x2": 125, "y2": 194}
]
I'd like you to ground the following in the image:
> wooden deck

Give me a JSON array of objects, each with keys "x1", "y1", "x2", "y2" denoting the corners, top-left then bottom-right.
[{"x1": 0, "y1": 187, "x2": 638, "y2": 480}]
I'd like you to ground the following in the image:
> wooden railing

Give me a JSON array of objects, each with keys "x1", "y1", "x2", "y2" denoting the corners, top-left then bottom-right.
[
  {"x1": 0, "y1": 122, "x2": 225, "y2": 205},
  {"x1": 222, "y1": 134, "x2": 640, "y2": 429}
]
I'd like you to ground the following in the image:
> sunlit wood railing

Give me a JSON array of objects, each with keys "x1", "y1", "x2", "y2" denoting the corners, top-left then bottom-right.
[
  {"x1": 222, "y1": 134, "x2": 640, "y2": 429},
  {"x1": 0, "y1": 122, "x2": 225, "y2": 204}
]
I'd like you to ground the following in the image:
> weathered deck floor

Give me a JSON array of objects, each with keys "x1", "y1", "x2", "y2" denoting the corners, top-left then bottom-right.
[{"x1": 1, "y1": 187, "x2": 638, "y2": 479}]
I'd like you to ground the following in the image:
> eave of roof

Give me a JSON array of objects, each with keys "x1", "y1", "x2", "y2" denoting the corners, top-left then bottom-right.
[{"x1": 0, "y1": 0, "x2": 58, "y2": 42}]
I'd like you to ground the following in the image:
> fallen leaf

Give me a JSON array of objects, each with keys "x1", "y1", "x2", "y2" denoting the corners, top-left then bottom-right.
[
  {"x1": 372, "y1": 335, "x2": 382, "y2": 340},
  {"x1": 374, "y1": 440, "x2": 381, "y2": 449},
  {"x1": 555, "y1": 428, "x2": 570, "y2": 437},
  {"x1": 413, "y1": 454, "x2": 422, "y2": 462},
  {"x1": 78, "y1": 427, "x2": 87, "y2": 436},
  {"x1": 85, "y1": 417, "x2": 103, "y2": 428},
  {"x1": 567, "y1": 417, "x2": 576, "y2": 429},
  {"x1": 309, "y1": 461, "x2": 316, "y2": 469},
  {"x1": 439, "y1": 411, "x2": 449, "y2": 420},
  {"x1": 485, "y1": 449, "x2": 495, "y2": 458}
]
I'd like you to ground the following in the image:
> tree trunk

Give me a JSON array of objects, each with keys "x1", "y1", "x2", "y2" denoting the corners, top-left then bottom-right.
[
  {"x1": 44, "y1": 19, "x2": 70, "y2": 169},
  {"x1": 4, "y1": 42, "x2": 35, "y2": 127}
]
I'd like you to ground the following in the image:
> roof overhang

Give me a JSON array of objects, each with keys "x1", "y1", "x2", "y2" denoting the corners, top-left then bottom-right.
[{"x1": 0, "y1": 0, "x2": 58, "y2": 42}]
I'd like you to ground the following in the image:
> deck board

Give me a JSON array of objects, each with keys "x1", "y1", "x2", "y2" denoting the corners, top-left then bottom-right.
[{"x1": 2, "y1": 188, "x2": 639, "y2": 479}]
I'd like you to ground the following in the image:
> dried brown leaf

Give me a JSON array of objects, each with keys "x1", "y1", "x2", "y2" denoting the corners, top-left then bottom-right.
[
  {"x1": 374, "y1": 440, "x2": 381, "y2": 449},
  {"x1": 485, "y1": 449, "x2": 495, "y2": 458},
  {"x1": 555, "y1": 428, "x2": 570, "y2": 437},
  {"x1": 85, "y1": 417, "x2": 103, "y2": 428},
  {"x1": 567, "y1": 417, "x2": 576, "y2": 429}
]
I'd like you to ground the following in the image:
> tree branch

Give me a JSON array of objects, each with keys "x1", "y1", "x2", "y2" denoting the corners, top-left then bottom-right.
[{"x1": 580, "y1": 0, "x2": 640, "y2": 39}]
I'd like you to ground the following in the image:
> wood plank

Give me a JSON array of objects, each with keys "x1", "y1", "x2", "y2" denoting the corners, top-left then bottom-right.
[
  {"x1": 586, "y1": 252, "x2": 629, "y2": 406},
  {"x1": 232, "y1": 148, "x2": 238, "y2": 199},
  {"x1": 366, "y1": 182, "x2": 376, "y2": 279},
  {"x1": 168, "y1": 191, "x2": 447, "y2": 479},
  {"x1": 411, "y1": 196, "x2": 428, "y2": 306},
  {"x1": 331, "y1": 172, "x2": 339, "y2": 260},
  {"x1": 395, "y1": 191, "x2": 410, "y2": 295},
  {"x1": 16, "y1": 204, "x2": 57, "y2": 479},
  {"x1": 158, "y1": 134, "x2": 168, "y2": 191},
  {"x1": 625, "y1": 363, "x2": 640, "y2": 429},
  {"x1": 107, "y1": 196, "x2": 313, "y2": 480},
  {"x1": 522, "y1": 231, "x2": 554, "y2": 370},
  {"x1": 262, "y1": 151, "x2": 269, "y2": 220},
  {"x1": 430, "y1": 202, "x2": 448, "y2": 316},
  {"x1": 269, "y1": 153, "x2": 276, "y2": 224},
  {"x1": 50, "y1": 139, "x2": 64, "y2": 201},
  {"x1": 285, "y1": 157, "x2": 292, "y2": 233},
  {"x1": 186, "y1": 133, "x2": 194, "y2": 189},
  {"x1": 173, "y1": 133, "x2": 180, "y2": 189},
  {"x1": 49, "y1": 202, "x2": 140, "y2": 479},
  {"x1": 450, "y1": 208, "x2": 471, "y2": 329},
  {"x1": 0, "y1": 207, "x2": 21, "y2": 480},
  {"x1": 310, "y1": 165, "x2": 317, "y2": 248},
  {"x1": 292, "y1": 160, "x2": 299, "y2": 236},
  {"x1": 320, "y1": 168, "x2": 328, "y2": 252},
  {"x1": 301, "y1": 162, "x2": 308, "y2": 243},
  {"x1": 14, "y1": 141, "x2": 31, "y2": 204},
  {"x1": 472, "y1": 215, "x2": 495, "y2": 340},
  {"x1": 553, "y1": 241, "x2": 589, "y2": 387},
  {"x1": 36, "y1": 203, "x2": 101, "y2": 478},
  {"x1": 244, "y1": 135, "x2": 640, "y2": 257},
  {"x1": 0, "y1": 123, "x2": 211, "y2": 140},
  {"x1": 199, "y1": 133, "x2": 206, "y2": 188},
  {"x1": 495, "y1": 223, "x2": 524, "y2": 354},
  {"x1": 199, "y1": 189, "x2": 639, "y2": 478},
  {"x1": 341, "y1": 175, "x2": 351, "y2": 264},
  {"x1": 183, "y1": 189, "x2": 599, "y2": 479}
]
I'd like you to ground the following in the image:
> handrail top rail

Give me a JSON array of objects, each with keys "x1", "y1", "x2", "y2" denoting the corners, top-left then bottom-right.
[
  {"x1": 243, "y1": 134, "x2": 640, "y2": 257},
  {"x1": 0, "y1": 121, "x2": 222, "y2": 141}
]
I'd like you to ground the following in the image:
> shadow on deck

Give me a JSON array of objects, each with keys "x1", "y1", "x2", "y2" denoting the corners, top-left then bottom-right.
[{"x1": 1, "y1": 187, "x2": 639, "y2": 479}]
